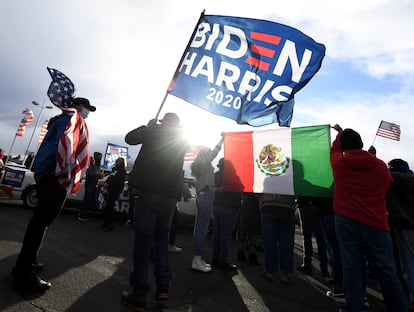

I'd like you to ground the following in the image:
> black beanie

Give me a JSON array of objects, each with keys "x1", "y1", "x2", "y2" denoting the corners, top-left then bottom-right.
[
  {"x1": 340, "y1": 128, "x2": 363, "y2": 151},
  {"x1": 388, "y1": 159, "x2": 410, "y2": 173}
]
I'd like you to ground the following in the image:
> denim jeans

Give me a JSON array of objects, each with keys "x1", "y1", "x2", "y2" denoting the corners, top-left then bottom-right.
[
  {"x1": 16, "y1": 173, "x2": 67, "y2": 273},
  {"x1": 395, "y1": 229, "x2": 414, "y2": 308},
  {"x1": 212, "y1": 202, "x2": 238, "y2": 263},
  {"x1": 79, "y1": 185, "x2": 98, "y2": 217},
  {"x1": 193, "y1": 191, "x2": 214, "y2": 256},
  {"x1": 261, "y1": 211, "x2": 295, "y2": 274},
  {"x1": 335, "y1": 214, "x2": 407, "y2": 312},
  {"x1": 130, "y1": 191, "x2": 175, "y2": 299}
]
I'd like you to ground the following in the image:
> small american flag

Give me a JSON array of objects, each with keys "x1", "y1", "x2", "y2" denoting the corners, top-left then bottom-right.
[
  {"x1": 16, "y1": 108, "x2": 34, "y2": 137},
  {"x1": 184, "y1": 145, "x2": 200, "y2": 162},
  {"x1": 37, "y1": 120, "x2": 49, "y2": 144},
  {"x1": 376, "y1": 120, "x2": 401, "y2": 141}
]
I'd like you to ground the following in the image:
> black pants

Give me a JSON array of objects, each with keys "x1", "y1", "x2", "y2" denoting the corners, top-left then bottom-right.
[
  {"x1": 103, "y1": 193, "x2": 119, "y2": 226},
  {"x1": 169, "y1": 205, "x2": 179, "y2": 245},
  {"x1": 298, "y1": 203, "x2": 328, "y2": 269},
  {"x1": 15, "y1": 173, "x2": 67, "y2": 275}
]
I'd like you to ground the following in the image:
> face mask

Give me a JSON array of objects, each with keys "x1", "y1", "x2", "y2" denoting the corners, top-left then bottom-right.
[{"x1": 80, "y1": 108, "x2": 90, "y2": 119}]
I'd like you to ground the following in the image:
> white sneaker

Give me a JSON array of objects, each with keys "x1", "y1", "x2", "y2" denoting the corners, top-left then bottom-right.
[
  {"x1": 192, "y1": 256, "x2": 212, "y2": 273},
  {"x1": 168, "y1": 245, "x2": 182, "y2": 253},
  {"x1": 201, "y1": 259, "x2": 211, "y2": 268}
]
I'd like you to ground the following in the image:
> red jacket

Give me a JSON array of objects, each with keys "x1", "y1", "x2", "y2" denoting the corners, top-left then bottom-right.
[{"x1": 330, "y1": 133, "x2": 393, "y2": 231}]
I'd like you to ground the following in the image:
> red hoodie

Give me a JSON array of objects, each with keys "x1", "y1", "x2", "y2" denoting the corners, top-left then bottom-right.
[{"x1": 330, "y1": 133, "x2": 393, "y2": 231}]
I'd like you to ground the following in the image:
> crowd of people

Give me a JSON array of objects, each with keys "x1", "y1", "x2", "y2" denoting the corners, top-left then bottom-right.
[{"x1": 6, "y1": 101, "x2": 413, "y2": 312}]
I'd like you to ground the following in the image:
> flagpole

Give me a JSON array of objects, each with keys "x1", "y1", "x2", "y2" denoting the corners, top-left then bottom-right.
[
  {"x1": 24, "y1": 100, "x2": 53, "y2": 161},
  {"x1": 29, "y1": 119, "x2": 48, "y2": 170},
  {"x1": 154, "y1": 9, "x2": 206, "y2": 120},
  {"x1": 371, "y1": 120, "x2": 382, "y2": 146},
  {"x1": 6, "y1": 134, "x2": 18, "y2": 164}
]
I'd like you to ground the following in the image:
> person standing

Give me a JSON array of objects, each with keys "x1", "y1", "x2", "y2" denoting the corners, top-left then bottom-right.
[
  {"x1": 296, "y1": 196, "x2": 329, "y2": 277},
  {"x1": 11, "y1": 91, "x2": 95, "y2": 291},
  {"x1": 120, "y1": 112, "x2": 188, "y2": 311},
  {"x1": 99, "y1": 156, "x2": 126, "y2": 231},
  {"x1": 330, "y1": 124, "x2": 407, "y2": 311},
  {"x1": 211, "y1": 158, "x2": 241, "y2": 272},
  {"x1": 259, "y1": 193, "x2": 296, "y2": 285},
  {"x1": 387, "y1": 158, "x2": 414, "y2": 310},
  {"x1": 78, "y1": 152, "x2": 104, "y2": 221},
  {"x1": 190, "y1": 135, "x2": 223, "y2": 272},
  {"x1": 237, "y1": 192, "x2": 262, "y2": 266}
]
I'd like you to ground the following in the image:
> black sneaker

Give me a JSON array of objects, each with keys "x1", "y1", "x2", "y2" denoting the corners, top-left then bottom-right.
[
  {"x1": 156, "y1": 283, "x2": 169, "y2": 301},
  {"x1": 326, "y1": 287, "x2": 345, "y2": 303},
  {"x1": 297, "y1": 264, "x2": 313, "y2": 275},
  {"x1": 78, "y1": 215, "x2": 88, "y2": 222},
  {"x1": 11, "y1": 262, "x2": 44, "y2": 276},
  {"x1": 12, "y1": 272, "x2": 51, "y2": 292},
  {"x1": 120, "y1": 291, "x2": 145, "y2": 311}
]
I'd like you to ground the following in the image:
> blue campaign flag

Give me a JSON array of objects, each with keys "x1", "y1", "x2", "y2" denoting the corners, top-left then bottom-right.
[
  {"x1": 103, "y1": 142, "x2": 129, "y2": 171},
  {"x1": 168, "y1": 14, "x2": 325, "y2": 127}
]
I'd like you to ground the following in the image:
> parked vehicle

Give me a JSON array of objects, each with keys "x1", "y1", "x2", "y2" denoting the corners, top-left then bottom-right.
[
  {"x1": 1, "y1": 164, "x2": 198, "y2": 225},
  {"x1": 66, "y1": 175, "x2": 198, "y2": 224},
  {"x1": 0, "y1": 163, "x2": 38, "y2": 208}
]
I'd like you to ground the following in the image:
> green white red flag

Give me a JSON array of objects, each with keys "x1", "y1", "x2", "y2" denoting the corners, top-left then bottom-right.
[{"x1": 223, "y1": 124, "x2": 333, "y2": 197}]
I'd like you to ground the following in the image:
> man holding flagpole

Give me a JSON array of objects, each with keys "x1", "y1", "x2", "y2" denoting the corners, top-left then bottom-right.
[
  {"x1": 11, "y1": 68, "x2": 95, "y2": 293},
  {"x1": 122, "y1": 112, "x2": 188, "y2": 311}
]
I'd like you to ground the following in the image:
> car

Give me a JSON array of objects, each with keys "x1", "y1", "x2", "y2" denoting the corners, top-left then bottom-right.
[
  {"x1": 0, "y1": 163, "x2": 198, "y2": 226},
  {"x1": 0, "y1": 163, "x2": 38, "y2": 208},
  {"x1": 65, "y1": 175, "x2": 198, "y2": 225}
]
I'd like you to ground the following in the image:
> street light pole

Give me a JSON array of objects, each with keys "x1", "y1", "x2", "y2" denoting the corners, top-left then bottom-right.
[{"x1": 24, "y1": 100, "x2": 53, "y2": 160}]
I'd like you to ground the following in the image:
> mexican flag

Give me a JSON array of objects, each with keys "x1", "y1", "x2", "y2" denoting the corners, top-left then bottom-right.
[{"x1": 223, "y1": 124, "x2": 333, "y2": 197}]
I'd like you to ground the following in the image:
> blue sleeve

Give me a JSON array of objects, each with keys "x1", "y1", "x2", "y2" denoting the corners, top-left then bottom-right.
[{"x1": 32, "y1": 114, "x2": 71, "y2": 175}]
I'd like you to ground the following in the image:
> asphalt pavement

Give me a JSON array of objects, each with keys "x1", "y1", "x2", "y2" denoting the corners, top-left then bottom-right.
[{"x1": 0, "y1": 201, "x2": 387, "y2": 311}]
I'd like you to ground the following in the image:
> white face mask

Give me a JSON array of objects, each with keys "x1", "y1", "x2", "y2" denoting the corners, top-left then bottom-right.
[{"x1": 80, "y1": 108, "x2": 90, "y2": 119}]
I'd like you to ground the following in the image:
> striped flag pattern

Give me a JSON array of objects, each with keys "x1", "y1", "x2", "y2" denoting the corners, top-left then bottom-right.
[
  {"x1": 184, "y1": 145, "x2": 200, "y2": 162},
  {"x1": 55, "y1": 109, "x2": 90, "y2": 195},
  {"x1": 37, "y1": 120, "x2": 49, "y2": 144},
  {"x1": 15, "y1": 108, "x2": 34, "y2": 137},
  {"x1": 376, "y1": 120, "x2": 401, "y2": 141}
]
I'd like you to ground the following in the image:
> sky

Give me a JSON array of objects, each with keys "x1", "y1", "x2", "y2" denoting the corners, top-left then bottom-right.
[{"x1": 1, "y1": 0, "x2": 413, "y2": 169}]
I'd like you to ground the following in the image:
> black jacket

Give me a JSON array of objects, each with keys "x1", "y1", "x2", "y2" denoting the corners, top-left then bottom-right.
[
  {"x1": 386, "y1": 172, "x2": 414, "y2": 230},
  {"x1": 125, "y1": 123, "x2": 188, "y2": 199}
]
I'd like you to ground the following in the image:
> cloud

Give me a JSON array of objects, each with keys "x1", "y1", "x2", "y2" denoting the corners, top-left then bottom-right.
[{"x1": 1, "y1": 0, "x2": 413, "y2": 170}]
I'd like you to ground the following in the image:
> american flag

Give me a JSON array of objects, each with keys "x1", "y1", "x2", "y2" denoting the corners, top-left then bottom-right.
[
  {"x1": 55, "y1": 109, "x2": 90, "y2": 195},
  {"x1": 184, "y1": 145, "x2": 200, "y2": 162},
  {"x1": 376, "y1": 120, "x2": 401, "y2": 141},
  {"x1": 47, "y1": 67, "x2": 75, "y2": 108},
  {"x1": 15, "y1": 108, "x2": 34, "y2": 137},
  {"x1": 37, "y1": 120, "x2": 49, "y2": 144}
]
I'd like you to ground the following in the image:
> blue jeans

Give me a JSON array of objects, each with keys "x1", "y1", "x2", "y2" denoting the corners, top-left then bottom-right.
[
  {"x1": 335, "y1": 214, "x2": 407, "y2": 312},
  {"x1": 212, "y1": 202, "x2": 238, "y2": 263},
  {"x1": 80, "y1": 184, "x2": 98, "y2": 216},
  {"x1": 129, "y1": 192, "x2": 175, "y2": 299},
  {"x1": 261, "y1": 211, "x2": 295, "y2": 274},
  {"x1": 395, "y1": 229, "x2": 414, "y2": 308},
  {"x1": 193, "y1": 192, "x2": 214, "y2": 256}
]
